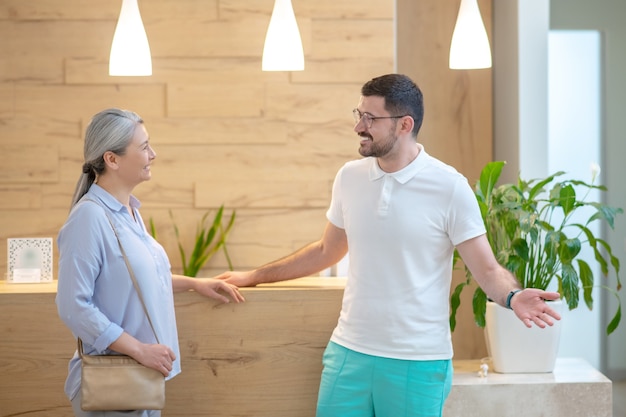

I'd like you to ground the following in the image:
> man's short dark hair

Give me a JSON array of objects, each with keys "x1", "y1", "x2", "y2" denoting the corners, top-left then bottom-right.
[{"x1": 361, "y1": 74, "x2": 424, "y2": 137}]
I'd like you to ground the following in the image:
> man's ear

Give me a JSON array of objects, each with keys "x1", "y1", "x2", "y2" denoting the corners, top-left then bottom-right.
[{"x1": 398, "y1": 115, "x2": 415, "y2": 135}]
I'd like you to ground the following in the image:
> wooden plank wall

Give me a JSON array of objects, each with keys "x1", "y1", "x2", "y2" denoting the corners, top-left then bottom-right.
[
  {"x1": 0, "y1": 0, "x2": 492, "y2": 360},
  {"x1": 397, "y1": 0, "x2": 493, "y2": 180},
  {"x1": 0, "y1": 0, "x2": 394, "y2": 278}
]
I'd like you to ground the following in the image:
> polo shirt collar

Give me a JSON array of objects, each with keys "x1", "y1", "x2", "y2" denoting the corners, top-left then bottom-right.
[{"x1": 369, "y1": 143, "x2": 428, "y2": 184}]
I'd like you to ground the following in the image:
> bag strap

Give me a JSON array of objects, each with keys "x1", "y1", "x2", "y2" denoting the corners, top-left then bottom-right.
[{"x1": 78, "y1": 197, "x2": 160, "y2": 357}]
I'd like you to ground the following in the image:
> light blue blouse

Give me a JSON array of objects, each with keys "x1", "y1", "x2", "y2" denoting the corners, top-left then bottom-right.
[{"x1": 56, "y1": 184, "x2": 180, "y2": 400}]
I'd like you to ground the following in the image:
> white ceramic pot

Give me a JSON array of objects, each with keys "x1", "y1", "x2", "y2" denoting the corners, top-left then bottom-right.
[{"x1": 484, "y1": 300, "x2": 563, "y2": 373}]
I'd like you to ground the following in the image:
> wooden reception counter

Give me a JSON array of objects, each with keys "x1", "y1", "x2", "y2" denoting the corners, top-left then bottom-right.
[
  {"x1": 0, "y1": 278, "x2": 612, "y2": 417},
  {"x1": 0, "y1": 277, "x2": 345, "y2": 417}
]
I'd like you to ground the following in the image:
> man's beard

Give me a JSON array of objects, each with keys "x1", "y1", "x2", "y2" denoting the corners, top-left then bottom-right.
[{"x1": 358, "y1": 131, "x2": 398, "y2": 158}]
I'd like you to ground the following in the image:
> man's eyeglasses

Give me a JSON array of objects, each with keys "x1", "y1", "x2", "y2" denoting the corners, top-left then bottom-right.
[{"x1": 352, "y1": 109, "x2": 407, "y2": 129}]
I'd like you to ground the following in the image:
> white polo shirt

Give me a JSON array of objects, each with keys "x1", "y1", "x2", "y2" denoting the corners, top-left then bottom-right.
[{"x1": 326, "y1": 145, "x2": 485, "y2": 360}]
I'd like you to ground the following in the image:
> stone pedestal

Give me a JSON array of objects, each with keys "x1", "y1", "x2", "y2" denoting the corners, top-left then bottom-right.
[{"x1": 444, "y1": 357, "x2": 612, "y2": 417}]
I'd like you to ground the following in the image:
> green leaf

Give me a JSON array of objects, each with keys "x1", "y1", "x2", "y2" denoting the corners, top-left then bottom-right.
[
  {"x1": 449, "y1": 282, "x2": 467, "y2": 332},
  {"x1": 519, "y1": 212, "x2": 534, "y2": 234},
  {"x1": 149, "y1": 217, "x2": 157, "y2": 239},
  {"x1": 589, "y1": 243, "x2": 609, "y2": 277},
  {"x1": 596, "y1": 238, "x2": 622, "y2": 290},
  {"x1": 598, "y1": 285, "x2": 622, "y2": 334},
  {"x1": 477, "y1": 161, "x2": 505, "y2": 202},
  {"x1": 527, "y1": 171, "x2": 565, "y2": 201},
  {"x1": 588, "y1": 204, "x2": 623, "y2": 229},
  {"x1": 561, "y1": 263, "x2": 580, "y2": 310},
  {"x1": 607, "y1": 302, "x2": 621, "y2": 335},
  {"x1": 558, "y1": 238, "x2": 581, "y2": 264},
  {"x1": 219, "y1": 211, "x2": 237, "y2": 270},
  {"x1": 558, "y1": 184, "x2": 576, "y2": 216},
  {"x1": 573, "y1": 223, "x2": 596, "y2": 247},
  {"x1": 472, "y1": 288, "x2": 488, "y2": 328},
  {"x1": 511, "y1": 238, "x2": 529, "y2": 261},
  {"x1": 544, "y1": 231, "x2": 561, "y2": 259},
  {"x1": 577, "y1": 259, "x2": 594, "y2": 310}
]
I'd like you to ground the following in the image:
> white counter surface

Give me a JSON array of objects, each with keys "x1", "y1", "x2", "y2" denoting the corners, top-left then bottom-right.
[{"x1": 445, "y1": 358, "x2": 612, "y2": 417}]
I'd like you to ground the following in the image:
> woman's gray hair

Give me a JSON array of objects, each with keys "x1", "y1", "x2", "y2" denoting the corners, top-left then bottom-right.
[{"x1": 70, "y1": 108, "x2": 144, "y2": 209}]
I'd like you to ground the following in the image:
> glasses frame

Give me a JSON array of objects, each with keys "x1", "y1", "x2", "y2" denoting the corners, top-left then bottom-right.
[{"x1": 352, "y1": 108, "x2": 408, "y2": 129}]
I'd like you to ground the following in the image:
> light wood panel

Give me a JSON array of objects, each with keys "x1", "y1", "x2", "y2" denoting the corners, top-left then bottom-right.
[
  {"x1": 0, "y1": 185, "x2": 42, "y2": 209},
  {"x1": 0, "y1": 20, "x2": 114, "y2": 62},
  {"x1": 0, "y1": 83, "x2": 14, "y2": 116},
  {"x1": 167, "y1": 285, "x2": 344, "y2": 416},
  {"x1": 310, "y1": 20, "x2": 394, "y2": 59},
  {"x1": 195, "y1": 180, "x2": 332, "y2": 209},
  {"x1": 65, "y1": 57, "x2": 289, "y2": 85},
  {"x1": 397, "y1": 0, "x2": 493, "y2": 180},
  {"x1": 0, "y1": 145, "x2": 59, "y2": 183},
  {"x1": 0, "y1": 0, "x2": 118, "y2": 20},
  {"x1": 13, "y1": 84, "x2": 166, "y2": 122},
  {"x1": 219, "y1": 0, "x2": 394, "y2": 20},
  {"x1": 148, "y1": 117, "x2": 289, "y2": 145},
  {"x1": 167, "y1": 82, "x2": 265, "y2": 118},
  {"x1": 0, "y1": 116, "x2": 80, "y2": 144},
  {"x1": 291, "y1": 57, "x2": 395, "y2": 84},
  {"x1": 265, "y1": 83, "x2": 358, "y2": 123},
  {"x1": 0, "y1": 284, "x2": 75, "y2": 417}
]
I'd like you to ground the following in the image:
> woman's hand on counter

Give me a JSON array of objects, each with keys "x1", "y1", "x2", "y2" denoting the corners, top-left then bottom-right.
[{"x1": 172, "y1": 275, "x2": 245, "y2": 303}]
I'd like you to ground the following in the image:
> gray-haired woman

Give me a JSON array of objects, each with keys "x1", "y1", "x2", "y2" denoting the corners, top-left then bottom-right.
[{"x1": 56, "y1": 108, "x2": 245, "y2": 417}]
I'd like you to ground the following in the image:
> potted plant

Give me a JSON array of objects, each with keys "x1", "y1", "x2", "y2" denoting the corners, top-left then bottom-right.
[
  {"x1": 150, "y1": 205, "x2": 236, "y2": 277},
  {"x1": 450, "y1": 161, "x2": 622, "y2": 372}
]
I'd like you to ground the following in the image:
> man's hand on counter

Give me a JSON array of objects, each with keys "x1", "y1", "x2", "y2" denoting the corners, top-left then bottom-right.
[{"x1": 213, "y1": 270, "x2": 259, "y2": 288}]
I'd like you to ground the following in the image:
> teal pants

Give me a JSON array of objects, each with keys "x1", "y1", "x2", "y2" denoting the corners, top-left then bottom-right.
[{"x1": 316, "y1": 342, "x2": 453, "y2": 417}]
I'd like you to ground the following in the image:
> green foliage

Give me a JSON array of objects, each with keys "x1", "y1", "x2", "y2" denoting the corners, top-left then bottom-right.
[
  {"x1": 149, "y1": 205, "x2": 236, "y2": 277},
  {"x1": 450, "y1": 161, "x2": 623, "y2": 335}
]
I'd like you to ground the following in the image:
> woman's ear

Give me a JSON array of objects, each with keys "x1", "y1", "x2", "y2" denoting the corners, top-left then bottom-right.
[{"x1": 102, "y1": 151, "x2": 119, "y2": 171}]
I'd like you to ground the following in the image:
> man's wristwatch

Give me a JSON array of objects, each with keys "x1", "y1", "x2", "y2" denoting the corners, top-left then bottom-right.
[{"x1": 506, "y1": 289, "x2": 523, "y2": 310}]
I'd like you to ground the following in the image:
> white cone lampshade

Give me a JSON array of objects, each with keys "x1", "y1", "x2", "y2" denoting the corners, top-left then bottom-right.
[
  {"x1": 109, "y1": 0, "x2": 152, "y2": 76},
  {"x1": 449, "y1": 0, "x2": 492, "y2": 70},
  {"x1": 262, "y1": 0, "x2": 304, "y2": 71}
]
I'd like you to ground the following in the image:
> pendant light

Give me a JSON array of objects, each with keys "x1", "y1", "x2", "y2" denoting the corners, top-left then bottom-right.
[
  {"x1": 109, "y1": 0, "x2": 152, "y2": 76},
  {"x1": 262, "y1": 0, "x2": 304, "y2": 71},
  {"x1": 449, "y1": 0, "x2": 492, "y2": 70}
]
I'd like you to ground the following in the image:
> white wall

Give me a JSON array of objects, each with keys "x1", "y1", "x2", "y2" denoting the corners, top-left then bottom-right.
[
  {"x1": 548, "y1": 30, "x2": 602, "y2": 369},
  {"x1": 494, "y1": 0, "x2": 550, "y2": 182},
  {"x1": 550, "y1": 0, "x2": 626, "y2": 380}
]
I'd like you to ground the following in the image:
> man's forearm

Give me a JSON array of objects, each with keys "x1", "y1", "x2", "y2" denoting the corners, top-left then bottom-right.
[
  {"x1": 251, "y1": 242, "x2": 328, "y2": 284},
  {"x1": 251, "y1": 239, "x2": 347, "y2": 284}
]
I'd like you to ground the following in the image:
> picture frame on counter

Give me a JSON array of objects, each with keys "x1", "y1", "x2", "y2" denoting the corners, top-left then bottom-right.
[{"x1": 6, "y1": 237, "x2": 53, "y2": 283}]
